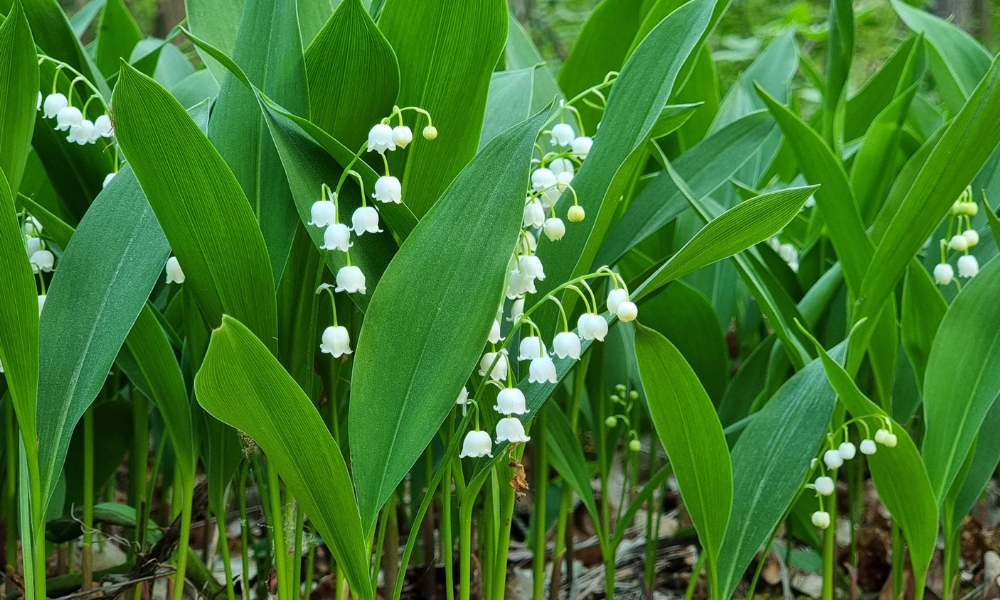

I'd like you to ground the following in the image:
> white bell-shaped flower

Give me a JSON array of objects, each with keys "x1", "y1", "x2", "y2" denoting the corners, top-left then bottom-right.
[
  {"x1": 543, "y1": 218, "x2": 565, "y2": 241},
  {"x1": 56, "y1": 106, "x2": 83, "y2": 131},
  {"x1": 823, "y1": 449, "x2": 843, "y2": 470},
  {"x1": 38, "y1": 294, "x2": 46, "y2": 314},
  {"x1": 506, "y1": 269, "x2": 532, "y2": 298},
  {"x1": 459, "y1": 430, "x2": 493, "y2": 458},
  {"x1": 529, "y1": 355, "x2": 558, "y2": 384},
  {"x1": 367, "y1": 123, "x2": 395, "y2": 154},
  {"x1": 94, "y1": 114, "x2": 113, "y2": 138},
  {"x1": 949, "y1": 234, "x2": 968, "y2": 252},
  {"x1": 811, "y1": 511, "x2": 831, "y2": 529},
  {"x1": 29, "y1": 250, "x2": 54, "y2": 273},
  {"x1": 958, "y1": 254, "x2": 979, "y2": 278},
  {"x1": 860, "y1": 439, "x2": 877, "y2": 455},
  {"x1": 523, "y1": 199, "x2": 546, "y2": 228},
  {"x1": 556, "y1": 171, "x2": 573, "y2": 190},
  {"x1": 456, "y1": 386, "x2": 469, "y2": 405},
  {"x1": 964, "y1": 229, "x2": 980, "y2": 247},
  {"x1": 165, "y1": 256, "x2": 185, "y2": 284},
  {"x1": 70, "y1": 119, "x2": 96, "y2": 145},
  {"x1": 531, "y1": 168, "x2": 557, "y2": 192},
  {"x1": 25, "y1": 236, "x2": 42, "y2": 256},
  {"x1": 494, "y1": 387, "x2": 528, "y2": 415},
  {"x1": 319, "y1": 325, "x2": 352, "y2": 357},
  {"x1": 392, "y1": 125, "x2": 413, "y2": 148},
  {"x1": 518, "y1": 255, "x2": 545, "y2": 282},
  {"x1": 322, "y1": 223, "x2": 353, "y2": 253},
  {"x1": 577, "y1": 313, "x2": 608, "y2": 342},
  {"x1": 874, "y1": 429, "x2": 889, "y2": 444},
  {"x1": 507, "y1": 298, "x2": 524, "y2": 323},
  {"x1": 553, "y1": 331, "x2": 581, "y2": 360},
  {"x1": 567, "y1": 205, "x2": 585, "y2": 222},
  {"x1": 518, "y1": 336, "x2": 547, "y2": 361},
  {"x1": 496, "y1": 417, "x2": 530, "y2": 444},
  {"x1": 479, "y1": 351, "x2": 508, "y2": 381},
  {"x1": 335, "y1": 265, "x2": 366, "y2": 294},
  {"x1": 352, "y1": 206, "x2": 383, "y2": 235},
  {"x1": 572, "y1": 136, "x2": 593, "y2": 158},
  {"x1": 550, "y1": 123, "x2": 574, "y2": 147},
  {"x1": 549, "y1": 158, "x2": 574, "y2": 177},
  {"x1": 814, "y1": 476, "x2": 834, "y2": 496},
  {"x1": 607, "y1": 289, "x2": 627, "y2": 314},
  {"x1": 43, "y1": 93, "x2": 67, "y2": 119},
  {"x1": 617, "y1": 302, "x2": 637, "y2": 322},
  {"x1": 838, "y1": 442, "x2": 856, "y2": 460},
  {"x1": 488, "y1": 319, "x2": 503, "y2": 344},
  {"x1": 23, "y1": 216, "x2": 42, "y2": 236},
  {"x1": 933, "y1": 263, "x2": 954, "y2": 285},
  {"x1": 103, "y1": 172, "x2": 116, "y2": 188},
  {"x1": 374, "y1": 176, "x2": 402, "y2": 204},
  {"x1": 883, "y1": 434, "x2": 898, "y2": 448},
  {"x1": 309, "y1": 200, "x2": 337, "y2": 227}
]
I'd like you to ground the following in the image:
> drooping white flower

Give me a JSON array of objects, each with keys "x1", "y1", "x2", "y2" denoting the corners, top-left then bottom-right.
[
  {"x1": 811, "y1": 511, "x2": 831, "y2": 529},
  {"x1": 553, "y1": 331, "x2": 581, "y2": 360},
  {"x1": 335, "y1": 265, "x2": 366, "y2": 294},
  {"x1": 456, "y1": 386, "x2": 469, "y2": 405},
  {"x1": 319, "y1": 325, "x2": 352, "y2": 357},
  {"x1": 494, "y1": 387, "x2": 528, "y2": 415},
  {"x1": 958, "y1": 254, "x2": 979, "y2": 278},
  {"x1": 933, "y1": 263, "x2": 954, "y2": 285},
  {"x1": 607, "y1": 289, "x2": 627, "y2": 314},
  {"x1": 531, "y1": 168, "x2": 557, "y2": 192},
  {"x1": 507, "y1": 298, "x2": 524, "y2": 323},
  {"x1": 949, "y1": 234, "x2": 968, "y2": 252},
  {"x1": 550, "y1": 123, "x2": 575, "y2": 147},
  {"x1": 69, "y1": 119, "x2": 95, "y2": 145},
  {"x1": 422, "y1": 125, "x2": 438, "y2": 140},
  {"x1": 518, "y1": 336, "x2": 547, "y2": 361},
  {"x1": 495, "y1": 417, "x2": 530, "y2": 444},
  {"x1": 543, "y1": 218, "x2": 565, "y2": 241},
  {"x1": 838, "y1": 442, "x2": 856, "y2": 460},
  {"x1": 506, "y1": 269, "x2": 534, "y2": 298},
  {"x1": 38, "y1": 294, "x2": 46, "y2": 314},
  {"x1": 964, "y1": 229, "x2": 980, "y2": 247},
  {"x1": 373, "y1": 176, "x2": 402, "y2": 204},
  {"x1": 556, "y1": 171, "x2": 573, "y2": 190},
  {"x1": 103, "y1": 172, "x2": 116, "y2": 188},
  {"x1": 814, "y1": 476, "x2": 835, "y2": 496},
  {"x1": 523, "y1": 199, "x2": 546, "y2": 228},
  {"x1": 549, "y1": 158, "x2": 574, "y2": 177},
  {"x1": 352, "y1": 206, "x2": 383, "y2": 235},
  {"x1": 567, "y1": 205, "x2": 585, "y2": 222},
  {"x1": 459, "y1": 430, "x2": 493, "y2": 458},
  {"x1": 43, "y1": 93, "x2": 67, "y2": 118},
  {"x1": 29, "y1": 250, "x2": 54, "y2": 273},
  {"x1": 577, "y1": 313, "x2": 607, "y2": 342},
  {"x1": 94, "y1": 114, "x2": 113, "y2": 138},
  {"x1": 823, "y1": 449, "x2": 843, "y2": 470},
  {"x1": 617, "y1": 301, "x2": 638, "y2": 322},
  {"x1": 488, "y1": 319, "x2": 503, "y2": 344},
  {"x1": 392, "y1": 125, "x2": 413, "y2": 148},
  {"x1": 321, "y1": 223, "x2": 352, "y2": 253},
  {"x1": 778, "y1": 243, "x2": 797, "y2": 263},
  {"x1": 23, "y1": 216, "x2": 42, "y2": 236},
  {"x1": 860, "y1": 439, "x2": 877, "y2": 455},
  {"x1": 56, "y1": 106, "x2": 82, "y2": 131},
  {"x1": 367, "y1": 123, "x2": 395, "y2": 154},
  {"x1": 571, "y1": 136, "x2": 593, "y2": 158},
  {"x1": 479, "y1": 350, "x2": 508, "y2": 381},
  {"x1": 529, "y1": 356, "x2": 558, "y2": 384},
  {"x1": 309, "y1": 200, "x2": 337, "y2": 227},
  {"x1": 518, "y1": 255, "x2": 545, "y2": 282},
  {"x1": 883, "y1": 434, "x2": 898, "y2": 448},
  {"x1": 25, "y1": 236, "x2": 42, "y2": 256},
  {"x1": 165, "y1": 256, "x2": 185, "y2": 284},
  {"x1": 874, "y1": 429, "x2": 889, "y2": 444}
]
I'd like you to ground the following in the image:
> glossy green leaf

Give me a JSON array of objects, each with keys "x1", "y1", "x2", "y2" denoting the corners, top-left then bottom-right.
[
  {"x1": 714, "y1": 28, "x2": 796, "y2": 130},
  {"x1": 845, "y1": 35, "x2": 924, "y2": 142},
  {"x1": 298, "y1": 0, "x2": 332, "y2": 48},
  {"x1": 668, "y1": 43, "x2": 719, "y2": 150},
  {"x1": 0, "y1": 1, "x2": 38, "y2": 195},
  {"x1": 718, "y1": 335, "x2": 775, "y2": 429},
  {"x1": 543, "y1": 402, "x2": 598, "y2": 524},
  {"x1": 951, "y1": 397, "x2": 1000, "y2": 530},
  {"x1": 922, "y1": 257, "x2": 1000, "y2": 503},
  {"x1": 112, "y1": 63, "x2": 277, "y2": 345},
  {"x1": 69, "y1": 0, "x2": 106, "y2": 37},
  {"x1": 901, "y1": 260, "x2": 946, "y2": 391},
  {"x1": 195, "y1": 316, "x2": 372, "y2": 600},
  {"x1": 35, "y1": 168, "x2": 169, "y2": 505},
  {"x1": 378, "y1": 0, "x2": 507, "y2": 217},
  {"x1": 185, "y1": 0, "x2": 245, "y2": 83},
  {"x1": 93, "y1": 0, "x2": 141, "y2": 80},
  {"x1": 716, "y1": 353, "x2": 837, "y2": 600},
  {"x1": 987, "y1": 198, "x2": 1000, "y2": 249},
  {"x1": 504, "y1": 15, "x2": 561, "y2": 114},
  {"x1": 18, "y1": 194, "x2": 72, "y2": 249},
  {"x1": 635, "y1": 324, "x2": 732, "y2": 583},
  {"x1": 350, "y1": 109, "x2": 547, "y2": 532},
  {"x1": 305, "y1": 0, "x2": 398, "y2": 150},
  {"x1": 480, "y1": 68, "x2": 534, "y2": 149}
]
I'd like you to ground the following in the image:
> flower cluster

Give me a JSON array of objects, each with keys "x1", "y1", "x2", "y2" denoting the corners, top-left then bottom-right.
[
  {"x1": 20, "y1": 215, "x2": 53, "y2": 314},
  {"x1": 807, "y1": 418, "x2": 898, "y2": 529},
  {"x1": 604, "y1": 384, "x2": 643, "y2": 453},
  {"x1": 934, "y1": 187, "x2": 980, "y2": 286}
]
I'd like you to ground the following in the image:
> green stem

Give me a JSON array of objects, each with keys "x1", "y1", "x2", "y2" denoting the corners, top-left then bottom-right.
[
  {"x1": 459, "y1": 477, "x2": 487, "y2": 600},
  {"x1": 238, "y1": 463, "x2": 251, "y2": 600},
  {"x1": 493, "y1": 472, "x2": 517, "y2": 600},
  {"x1": 219, "y1": 513, "x2": 237, "y2": 600},
  {"x1": 822, "y1": 485, "x2": 837, "y2": 600},
  {"x1": 171, "y1": 476, "x2": 195, "y2": 600},
  {"x1": 532, "y1": 411, "x2": 548, "y2": 600},
  {"x1": 82, "y1": 407, "x2": 95, "y2": 589},
  {"x1": 891, "y1": 521, "x2": 904, "y2": 600},
  {"x1": 942, "y1": 505, "x2": 960, "y2": 600},
  {"x1": 293, "y1": 504, "x2": 304, "y2": 600},
  {"x1": 4, "y1": 400, "x2": 16, "y2": 589},
  {"x1": 304, "y1": 538, "x2": 316, "y2": 600},
  {"x1": 266, "y1": 461, "x2": 290, "y2": 600}
]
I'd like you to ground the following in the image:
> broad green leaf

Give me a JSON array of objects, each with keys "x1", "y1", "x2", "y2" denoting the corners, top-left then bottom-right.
[
  {"x1": 209, "y1": 0, "x2": 307, "y2": 284},
  {"x1": 855, "y1": 53, "x2": 1000, "y2": 336},
  {"x1": 350, "y1": 109, "x2": 547, "y2": 532},
  {"x1": 18, "y1": 194, "x2": 73, "y2": 249},
  {"x1": 988, "y1": 199, "x2": 1000, "y2": 249},
  {"x1": 543, "y1": 402, "x2": 598, "y2": 525},
  {"x1": 0, "y1": 169, "x2": 38, "y2": 446},
  {"x1": 504, "y1": 15, "x2": 561, "y2": 114},
  {"x1": 951, "y1": 397, "x2": 1000, "y2": 530},
  {"x1": 130, "y1": 39, "x2": 196, "y2": 89},
  {"x1": 112, "y1": 63, "x2": 278, "y2": 346},
  {"x1": 845, "y1": 35, "x2": 924, "y2": 142},
  {"x1": 35, "y1": 168, "x2": 169, "y2": 505},
  {"x1": 69, "y1": 0, "x2": 106, "y2": 37},
  {"x1": 891, "y1": 0, "x2": 991, "y2": 114},
  {"x1": 185, "y1": 0, "x2": 245, "y2": 83},
  {"x1": 378, "y1": 0, "x2": 507, "y2": 217},
  {"x1": 298, "y1": 0, "x2": 333, "y2": 48},
  {"x1": 534, "y1": 0, "x2": 714, "y2": 321},
  {"x1": 901, "y1": 260, "x2": 946, "y2": 391},
  {"x1": 635, "y1": 324, "x2": 732, "y2": 583},
  {"x1": 0, "y1": 0, "x2": 38, "y2": 195},
  {"x1": 824, "y1": 0, "x2": 853, "y2": 139},
  {"x1": 922, "y1": 257, "x2": 1000, "y2": 503},
  {"x1": 169, "y1": 69, "x2": 220, "y2": 109},
  {"x1": 667, "y1": 43, "x2": 718, "y2": 150},
  {"x1": 195, "y1": 316, "x2": 372, "y2": 600},
  {"x1": 305, "y1": 0, "x2": 398, "y2": 150},
  {"x1": 716, "y1": 353, "x2": 837, "y2": 600},
  {"x1": 714, "y1": 28, "x2": 796, "y2": 130},
  {"x1": 480, "y1": 68, "x2": 534, "y2": 150},
  {"x1": 93, "y1": 0, "x2": 141, "y2": 80},
  {"x1": 718, "y1": 335, "x2": 775, "y2": 429},
  {"x1": 647, "y1": 102, "x2": 702, "y2": 140},
  {"x1": 597, "y1": 110, "x2": 777, "y2": 266}
]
